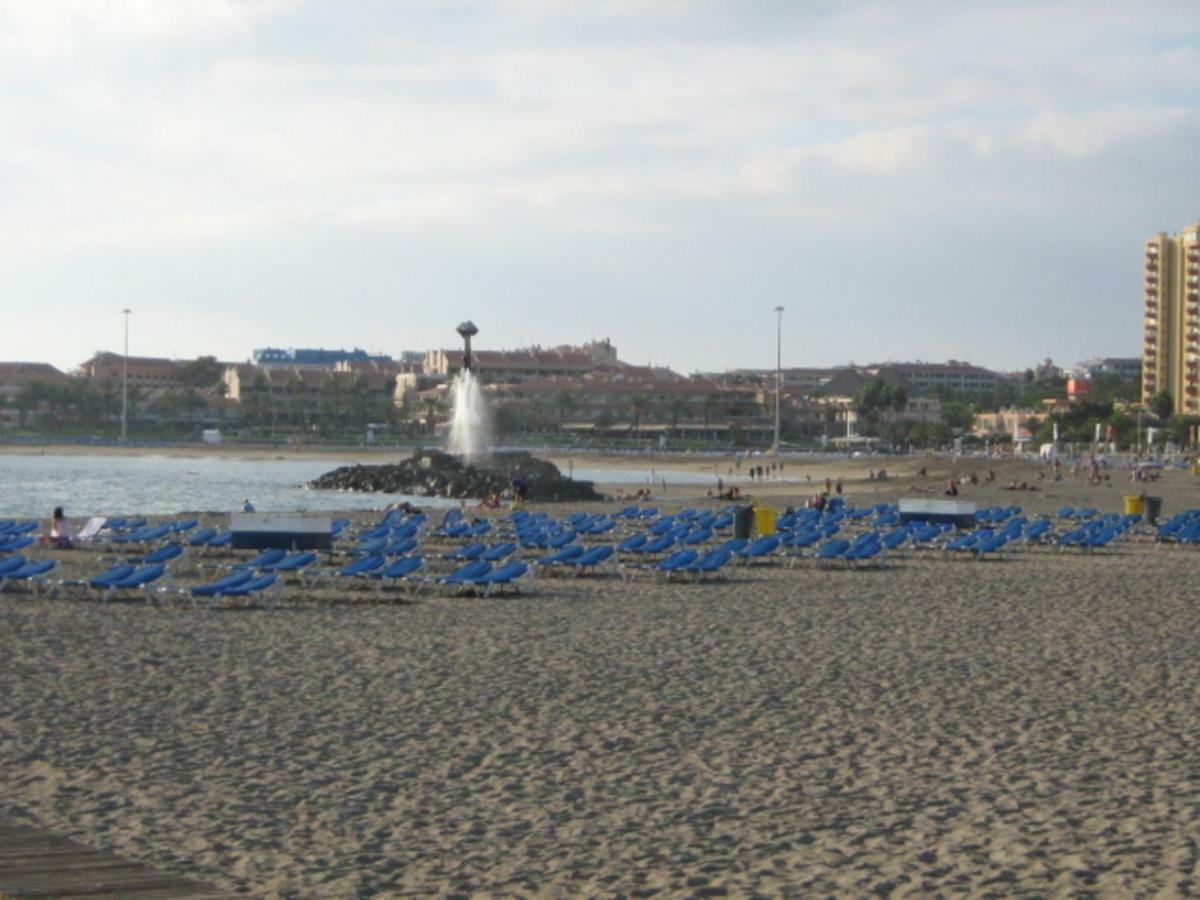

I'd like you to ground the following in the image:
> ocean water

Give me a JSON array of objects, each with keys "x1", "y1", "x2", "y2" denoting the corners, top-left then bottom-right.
[
  {"x1": 0, "y1": 453, "x2": 456, "y2": 519},
  {"x1": 0, "y1": 453, "x2": 789, "y2": 519}
]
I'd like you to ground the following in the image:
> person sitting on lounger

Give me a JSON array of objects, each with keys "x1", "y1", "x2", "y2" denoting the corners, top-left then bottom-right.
[{"x1": 41, "y1": 506, "x2": 72, "y2": 549}]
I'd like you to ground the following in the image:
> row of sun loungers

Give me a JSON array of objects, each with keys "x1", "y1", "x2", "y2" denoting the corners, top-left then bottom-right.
[{"x1": 0, "y1": 499, "x2": 1180, "y2": 608}]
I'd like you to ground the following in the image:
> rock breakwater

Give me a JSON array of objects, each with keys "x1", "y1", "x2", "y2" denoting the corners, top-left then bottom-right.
[{"x1": 309, "y1": 450, "x2": 603, "y2": 502}]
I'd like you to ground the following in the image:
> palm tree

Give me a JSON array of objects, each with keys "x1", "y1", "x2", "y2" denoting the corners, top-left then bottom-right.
[
  {"x1": 421, "y1": 396, "x2": 442, "y2": 435},
  {"x1": 668, "y1": 397, "x2": 688, "y2": 436},
  {"x1": 553, "y1": 389, "x2": 575, "y2": 434},
  {"x1": 629, "y1": 395, "x2": 650, "y2": 437}
]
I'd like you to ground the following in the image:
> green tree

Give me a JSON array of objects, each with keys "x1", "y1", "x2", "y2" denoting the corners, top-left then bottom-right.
[
  {"x1": 552, "y1": 389, "x2": 575, "y2": 433},
  {"x1": 421, "y1": 396, "x2": 442, "y2": 435},
  {"x1": 628, "y1": 395, "x2": 650, "y2": 437},
  {"x1": 667, "y1": 397, "x2": 688, "y2": 435},
  {"x1": 1149, "y1": 390, "x2": 1174, "y2": 422},
  {"x1": 178, "y1": 356, "x2": 224, "y2": 389}
]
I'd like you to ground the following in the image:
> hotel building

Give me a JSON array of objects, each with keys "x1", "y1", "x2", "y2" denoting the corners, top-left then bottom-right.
[{"x1": 1142, "y1": 221, "x2": 1200, "y2": 413}]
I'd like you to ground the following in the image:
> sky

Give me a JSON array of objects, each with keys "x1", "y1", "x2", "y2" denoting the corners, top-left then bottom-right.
[{"x1": 3, "y1": 0, "x2": 1198, "y2": 376}]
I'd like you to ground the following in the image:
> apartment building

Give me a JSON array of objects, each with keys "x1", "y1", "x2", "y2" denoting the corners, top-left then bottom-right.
[
  {"x1": 1142, "y1": 221, "x2": 1200, "y2": 414},
  {"x1": 424, "y1": 339, "x2": 620, "y2": 380},
  {"x1": 869, "y1": 361, "x2": 1008, "y2": 396},
  {"x1": 0, "y1": 362, "x2": 71, "y2": 426},
  {"x1": 77, "y1": 352, "x2": 182, "y2": 390}
]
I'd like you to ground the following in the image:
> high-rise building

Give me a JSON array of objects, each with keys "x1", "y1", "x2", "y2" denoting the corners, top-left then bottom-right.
[{"x1": 1142, "y1": 221, "x2": 1200, "y2": 413}]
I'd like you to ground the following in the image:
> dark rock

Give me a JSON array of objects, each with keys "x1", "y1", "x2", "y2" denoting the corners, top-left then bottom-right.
[{"x1": 308, "y1": 450, "x2": 603, "y2": 503}]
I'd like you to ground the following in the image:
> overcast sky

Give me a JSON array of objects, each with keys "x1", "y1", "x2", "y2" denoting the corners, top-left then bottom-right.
[{"x1": 3, "y1": 1, "x2": 1198, "y2": 375}]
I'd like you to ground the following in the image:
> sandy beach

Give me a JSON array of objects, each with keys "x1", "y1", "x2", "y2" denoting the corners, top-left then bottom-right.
[{"x1": 2, "y1": 464, "x2": 1199, "y2": 896}]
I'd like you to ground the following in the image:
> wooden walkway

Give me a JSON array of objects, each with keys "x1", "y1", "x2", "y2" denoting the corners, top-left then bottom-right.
[{"x1": 0, "y1": 819, "x2": 226, "y2": 899}]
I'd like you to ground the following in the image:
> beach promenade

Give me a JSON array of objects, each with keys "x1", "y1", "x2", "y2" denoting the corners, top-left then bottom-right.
[{"x1": 1, "y1": 461, "x2": 1199, "y2": 895}]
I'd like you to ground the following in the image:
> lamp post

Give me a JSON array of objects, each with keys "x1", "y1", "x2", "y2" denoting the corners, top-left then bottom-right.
[
  {"x1": 120, "y1": 308, "x2": 131, "y2": 441},
  {"x1": 773, "y1": 305, "x2": 784, "y2": 453}
]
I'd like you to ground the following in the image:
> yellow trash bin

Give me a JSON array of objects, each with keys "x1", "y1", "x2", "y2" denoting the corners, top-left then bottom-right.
[
  {"x1": 753, "y1": 506, "x2": 777, "y2": 536},
  {"x1": 1123, "y1": 495, "x2": 1145, "y2": 516}
]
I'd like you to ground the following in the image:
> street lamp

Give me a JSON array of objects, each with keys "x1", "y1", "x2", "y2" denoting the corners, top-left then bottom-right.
[
  {"x1": 773, "y1": 305, "x2": 784, "y2": 453},
  {"x1": 121, "y1": 308, "x2": 131, "y2": 441}
]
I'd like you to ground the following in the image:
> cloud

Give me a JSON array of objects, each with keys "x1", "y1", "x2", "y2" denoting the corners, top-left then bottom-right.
[
  {"x1": 1019, "y1": 107, "x2": 1199, "y2": 157},
  {"x1": 0, "y1": 0, "x2": 290, "y2": 54}
]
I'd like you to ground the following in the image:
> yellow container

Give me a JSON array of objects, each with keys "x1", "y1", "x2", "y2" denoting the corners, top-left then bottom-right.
[
  {"x1": 1123, "y1": 495, "x2": 1145, "y2": 516},
  {"x1": 753, "y1": 506, "x2": 778, "y2": 536}
]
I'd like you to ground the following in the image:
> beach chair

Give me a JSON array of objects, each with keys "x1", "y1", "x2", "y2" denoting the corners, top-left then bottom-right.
[
  {"x1": 377, "y1": 537, "x2": 419, "y2": 557},
  {"x1": 0, "y1": 556, "x2": 30, "y2": 577},
  {"x1": 75, "y1": 517, "x2": 107, "y2": 543},
  {"x1": 234, "y1": 547, "x2": 288, "y2": 570},
  {"x1": 112, "y1": 523, "x2": 173, "y2": 545},
  {"x1": 131, "y1": 543, "x2": 184, "y2": 566},
  {"x1": 0, "y1": 535, "x2": 35, "y2": 554},
  {"x1": 416, "y1": 559, "x2": 492, "y2": 595},
  {"x1": 187, "y1": 527, "x2": 218, "y2": 547},
  {"x1": 217, "y1": 574, "x2": 280, "y2": 608},
  {"x1": 735, "y1": 535, "x2": 782, "y2": 565},
  {"x1": 306, "y1": 554, "x2": 387, "y2": 586},
  {"x1": 0, "y1": 559, "x2": 57, "y2": 593},
  {"x1": 615, "y1": 533, "x2": 649, "y2": 554},
  {"x1": 262, "y1": 552, "x2": 318, "y2": 575},
  {"x1": 460, "y1": 561, "x2": 530, "y2": 597},
  {"x1": 443, "y1": 542, "x2": 488, "y2": 562},
  {"x1": 623, "y1": 549, "x2": 699, "y2": 581},
  {"x1": 972, "y1": 533, "x2": 1010, "y2": 560},
  {"x1": 544, "y1": 531, "x2": 578, "y2": 550},
  {"x1": 85, "y1": 563, "x2": 138, "y2": 594},
  {"x1": 532, "y1": 544, "x2": 586, "y2": 573},
  {"x1": 812, "y1": 539, "x2": 851, "y2": 566},
  {"x1": 568, "y1": 545, "x2": 615, "y2": 577},
  {"x1": 188, "y1": 570, "x2": 255, "y2": 607},
  {"x1": 479, "y1": 542, "x2": 517, "y2": 563},
  {"x1": 99, "y1": 564, "x2": 167, "y2": 602},
  {"x1": 684, "y1": 548, "x2": 735, "y2": 582},
  {"x1": 374, "y1": 556, "x2": 425, "y2": 594}
]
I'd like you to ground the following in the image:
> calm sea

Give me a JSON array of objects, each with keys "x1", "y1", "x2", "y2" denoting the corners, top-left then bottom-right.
[
  {"x1": 0, "y1": 453, "x2": 779, "y2": 519},
  {"x1": 0, "y1": 453, "x2": 456, "y2": 519}
]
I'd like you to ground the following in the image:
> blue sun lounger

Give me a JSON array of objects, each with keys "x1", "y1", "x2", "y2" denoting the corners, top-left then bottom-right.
[
  {"x1": 415, "y1": 560, "x2": 491, "y2": 594},
  {"x1": 735, "y1": 535, "x2": 782, "y2": 565},
  {"x1": 534, "y1": 545, "x2": 586, "y2": 568},
  {"x1": 219, "y1": 574, "x2": 280, "y2": 606},
  {"x1": 187, "y1": 527, "x2": 218, "y2": 547},
  {"x1": 373, "y1": 556, "x2": 425, "y2": 593},
  {"x1": 570, "y1": 545, "x2": 615, "y2": 576},
  {"x1": 261, "y1": 552, "x2": 318, "y2": 574},
  {"x1": 100, "y1": 563, "x2": 167, "y2": 602},
  {"x1": 0, "y1": 556, "x2": 30, "y2": 577},
  {"x1": 460, "y1": 561, "x2": 530, "y2": 597},
  {"x1": 130, "y1": 543, "x2": 184, "y2": 565},
  {"x1": 190, "y1": 570, "x2": 254, "y2": 603},
  {"x1": 684, "y1": 548, "x2": 734, "y2": 582},
  {"x1": 0, "y1": 535, "x2": 35, "y2": 554},
  {"x1": 306, "y1": 554, "x2": 387, "y2": 585},
  {"x1": 443, "y1": 542, "x2": 487, "y2": 561},
  {"x1": 0, "y1": 559, "x2": 57, "y2": 592},
  {"x1": 623, "y1": 548, "x2": 699, "y2": 581}
]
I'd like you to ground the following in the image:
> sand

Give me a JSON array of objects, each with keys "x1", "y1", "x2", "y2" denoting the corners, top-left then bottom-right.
[{"x1": 2, "y1": 461, "x2": 1199, "y2": 896}]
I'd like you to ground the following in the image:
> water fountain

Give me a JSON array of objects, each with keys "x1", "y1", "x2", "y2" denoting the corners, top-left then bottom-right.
[
  {"x1": 447, "y1": 321, "x2": 491, "y2": 461},
  {"x1": 308, "y1": 321, "x2": 601, "y2": 502}
]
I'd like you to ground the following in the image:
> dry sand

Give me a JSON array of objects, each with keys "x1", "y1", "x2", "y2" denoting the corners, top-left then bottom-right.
[{"x1": 2, "y1": 463, "x2": 1199, "y2": 896}]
